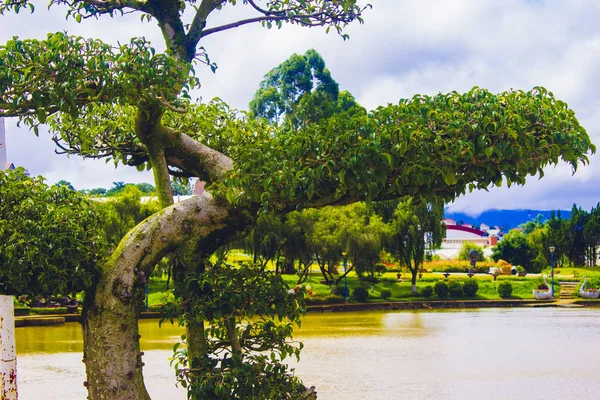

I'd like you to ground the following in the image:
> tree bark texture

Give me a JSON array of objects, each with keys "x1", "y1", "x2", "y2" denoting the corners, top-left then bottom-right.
[
  {"x1": 82, "y1": 192, "x2": 252, "y2": 399},
  {"x1": 186, "y1": 318, "x2": 208, "y2": 371}
]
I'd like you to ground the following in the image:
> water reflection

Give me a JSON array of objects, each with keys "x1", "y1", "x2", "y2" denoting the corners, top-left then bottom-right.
[
  {"x1": 15, "y1": 308, "x2": 600, "y2": 400},
  {"x1": 16, "y1": 319, "x2": 186, "y2": 354}
]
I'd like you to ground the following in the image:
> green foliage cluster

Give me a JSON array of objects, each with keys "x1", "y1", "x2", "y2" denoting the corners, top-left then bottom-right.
[
  {"x1": 352, "y1": 286, "x2": 369, "y2": 302},
  {"x1": 93, "y1": 186, "x2": 159, "y2": 249},
  {"x1": 389, "y1": 197, "x2": 445, "y2": 293},
  {"x1": 380, "y1": 289, "x2": 392, "y2": 300},
  {"x1": 457, "y1": 242, "x2": 486, "y2": 262},
  {"x1": 463, "y1": 279, "x2": 480, "y2": 296},
  {"x1": 492, "y1": 230, "x2": 536, "y2": 271},
  {"x1": 545, "y1": 205, "x2": 600, "y2": 268},
  {"x1": 497, "y1": 281, "x2": 513, "y2": 298},
  {"x1": 305, "y1": 294, "x2": 345, "y2": 305},
  {"x1": 0, "y1": 32, "x2": 198, "y2": 140},
  {"x1": 167, "y1": 262, "x2": 308, "y2": 399},
  {"x1": 434, "y1": 281, "x2": 449, "y2": 298},
  {"x1": 250, "y1": 49, "x2": 360, "y2": 130},
  {"x1": 421, "y1": 286, "x2": 434, "y2": 298},
  {"x1": 493, "y1": 204, "x2": 600, "y2": 271},
  {"x1": 0, "y1": 168, "x2": 105, "y2": 297},
  {"x1": 425, "y1": 262, "x2": 492, "y2": 273},
  {"x1": 244, "y1": 202, "x2": 390, "y2": 285},
  {"x1": 448, "y1": 281, "x2": 463, "y2": 297},
  {"x1": 226, "y1": 87, "x2": 593, "y2": 211}
]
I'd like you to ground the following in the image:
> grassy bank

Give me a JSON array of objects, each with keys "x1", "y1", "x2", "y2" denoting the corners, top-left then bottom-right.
[{"x1": 143, "y1": 269, "x2": 549, "y2": 308}]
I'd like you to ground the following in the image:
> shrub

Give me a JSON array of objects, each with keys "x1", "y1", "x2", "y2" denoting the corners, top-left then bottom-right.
[
  {"x1": 497, "y1": 259, "x2": 511, "y2": 267},
  {"x1": 30, "y1": 307, "x2": 68, "y2": 315},
  {"x1": 352, "y1": 286, "x2": 369, "y2": 302},
  {"x1": 14, "y1": 307, "x2": 30, "y2": 317},
  {"x1": 422, "y1": 286, "x2": 433, "y2": 298},
  {"x1": 373, "y1": 263, "x2": 388, "y2": 276},
  {"x1": 305, "y1": 295, "x2": 345, "y2": 305},
  {"x1": 362, "y1": 275, "x2": 379, "y2": 284},
  {"x1": 332, "y1": 285, "x2": 349, "y2": 297},
  {"x1": 463, "y1": 279, "x2": 479, "y2": 297},
  {"x1": 448, "y1": 281, "x2": 463, "y2": 298},
  {"x1": 423, "y1": 260, "x2": 498, "y2": 274},
  {"x1": 380, "y1": 289, "x2": 392, "y2": 300},
  {"x1": 500, "y1": 265, "x2": 512, "y2": 276},
  {"x1": 434, "y1": 281, "x2": 449, "y2": 298},
  {"x1": 497, "y1": 281, "x2": 513, "y2": 298}
]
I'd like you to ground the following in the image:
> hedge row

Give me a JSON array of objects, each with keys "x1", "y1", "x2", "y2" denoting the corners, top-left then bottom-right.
[{"x1": 422, "y1": 279, "x2": 480, "y2": 298}]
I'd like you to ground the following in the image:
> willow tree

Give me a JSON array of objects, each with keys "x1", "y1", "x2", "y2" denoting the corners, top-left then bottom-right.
[
  {"x1": 389, "y1": 197, "x2": 445, "y2": 294},
  {"x1": 0, "y1": 0, "x2": 595, "y2": 399}
]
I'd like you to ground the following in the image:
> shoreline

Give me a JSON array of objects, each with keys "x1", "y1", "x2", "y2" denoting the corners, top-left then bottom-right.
[{"x1": 15, "y1": 299, "x2": 600, "y2": 327}]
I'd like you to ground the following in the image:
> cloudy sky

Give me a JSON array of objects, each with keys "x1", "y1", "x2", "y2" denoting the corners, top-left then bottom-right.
[{"x1": 1, "y1": 0, "x2": 599, "y2": 216}]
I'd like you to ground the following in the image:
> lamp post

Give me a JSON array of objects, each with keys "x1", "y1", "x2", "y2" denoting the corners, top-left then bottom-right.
[
  {"x1": 342, "y1": 252, "x2": 348, "y2": 303},
  {"x1": 549, "y1": 246, "x2": 556, "y2": 297}
]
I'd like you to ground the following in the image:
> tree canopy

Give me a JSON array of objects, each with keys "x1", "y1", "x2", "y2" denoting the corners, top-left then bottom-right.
[{"x1": 249, "y1": 49, "x2": 359, "y2": 129}]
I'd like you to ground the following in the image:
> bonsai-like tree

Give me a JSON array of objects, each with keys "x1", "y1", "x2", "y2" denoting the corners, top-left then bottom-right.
[{"x1": 0, "y1": 1, "x2": 595, "y2": 398}]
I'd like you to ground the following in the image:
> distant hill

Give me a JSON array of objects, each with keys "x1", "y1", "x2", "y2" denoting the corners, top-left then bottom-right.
[{"x1": 444, "y1": 209, "x2": 571, "y2": 231}]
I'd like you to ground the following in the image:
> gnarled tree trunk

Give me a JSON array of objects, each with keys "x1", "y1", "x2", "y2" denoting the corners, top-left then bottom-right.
[{"x1": 82, "y1": 192, "x2": 252, "y2": 399}]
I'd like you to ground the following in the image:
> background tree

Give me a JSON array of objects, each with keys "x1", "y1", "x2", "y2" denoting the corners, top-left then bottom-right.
[
  {"x1": 250, "y1": 49, "x2": 359, "y2": 130},
  {"x1": 520, "y1": 213, "x2": 545, "y2": 234},
  {"x1": 388, "y1": 197, "x2": 445, "y2": 293},
  {"x1": 545, "y1": 211, "x2": 570, "y2": 268},
  {"x1": 0, "y1": 168, "x2": 105, "y2": 298},
  {"x1": 54, "y1": 179, "x2": 75, "y2": 190},
  {"x1": 566, "y1": 205, "x2": 587, "y2": 266},
  {"x1": 103, "y1": 182, "x2": 157, "y2": 197},
  {"x1": 526, "y1": 226, "x2": 550, "y2": 272},
  {"x1": 104, "y1": 181, "x2": 127, "y2": 196},
  {"x1": 308, "y1": 207, "x2": 344, "y2": 285},
  {"x1": 282, "y1": 210, "x2": 315, "y2": 284},
  {"x1": 84, "y1": 187, "x2": 107, "y2": 196},
  {"x1": 345, "y1": 204, "x2": 389, "y2": 287},
  {"x1": 0, "y1": 1, "x2": 595, "y2": 398},
  {"x1": 491, "y1": 230, "x2": 536, "y2": 271},
  {"x1": 246, "y1": 212, "x2": 286, "y2": 270},
  {"x1": 457, "y1": 242, "x2": 486, "y2": 262},
  {"x1": 171, "y1": 177, "x2": 193, "y2": 196},
  {"x1": 93, "y1": 185, "x2": 160, "y2": 249},
  {"x1": 583, "y1": 204, "x2": 600, "y2": 266}
]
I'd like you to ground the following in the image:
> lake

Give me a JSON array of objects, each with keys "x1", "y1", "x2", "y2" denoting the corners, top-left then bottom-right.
[{"x1": 16, "y1": 308, "x2": 600, "y2": 399}]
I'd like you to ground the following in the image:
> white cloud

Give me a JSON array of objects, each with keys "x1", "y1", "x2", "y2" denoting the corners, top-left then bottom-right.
[{"x1": 0, "y1": 0, "x2": 598, "y2": 208}]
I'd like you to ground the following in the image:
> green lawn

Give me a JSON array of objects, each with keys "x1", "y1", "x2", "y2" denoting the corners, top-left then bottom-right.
[
  {"x1": 144, "y1": 269, "x2": 566, "y2": 306},
  {"x1": 142, "y1": 251, "x2": 600, "y2": 306}
]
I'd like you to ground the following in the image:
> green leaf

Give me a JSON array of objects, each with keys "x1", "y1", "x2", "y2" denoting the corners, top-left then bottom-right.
[{"x1": 443, "y1": 172, "x2": 457, "y2": 186}]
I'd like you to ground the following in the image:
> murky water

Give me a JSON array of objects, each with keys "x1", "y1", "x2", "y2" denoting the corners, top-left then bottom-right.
[{"x1": 16, "y1": 308, "x2": 600, "y2": 399}]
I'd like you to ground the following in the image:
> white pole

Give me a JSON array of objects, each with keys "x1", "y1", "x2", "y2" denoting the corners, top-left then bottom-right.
[
  {"x1": 0, "y1": 295, "x2": 17, "y2": 399},
  {"x1": 0, "y1": 117, "x2": 7, "y2": 170}
]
